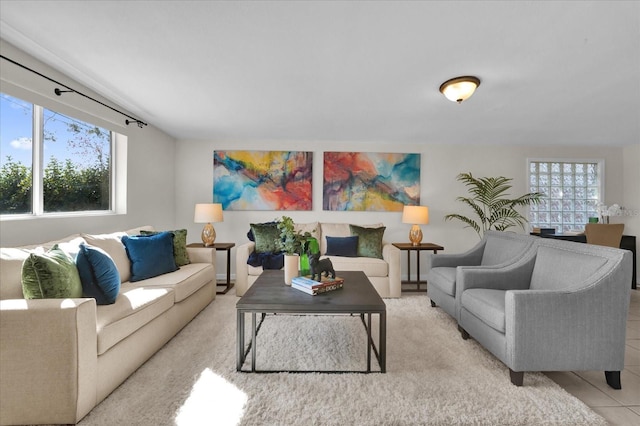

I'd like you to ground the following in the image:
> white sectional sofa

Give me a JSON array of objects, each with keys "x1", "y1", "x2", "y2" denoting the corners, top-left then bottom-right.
[
  {"x1": 0, "y1": 226, "x2": 216, "y2": 425},
  {"x1": 236, "y1": 222, "x2": 401, "y2": 297}
]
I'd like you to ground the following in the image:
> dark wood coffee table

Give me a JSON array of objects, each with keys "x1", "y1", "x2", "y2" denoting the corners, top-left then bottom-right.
[{"x1": 236, "y1": 270, "x2": 386, "y2": 373}]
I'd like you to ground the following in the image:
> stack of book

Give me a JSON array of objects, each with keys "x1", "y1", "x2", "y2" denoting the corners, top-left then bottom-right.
[{"x1": 291, "y1": 275, "x2": 344, "y2": 295}]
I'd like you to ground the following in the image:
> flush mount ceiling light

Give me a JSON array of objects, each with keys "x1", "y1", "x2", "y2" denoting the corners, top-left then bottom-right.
[{"x1": 439, "y1": 76, "x2": 481, "y2": 103}]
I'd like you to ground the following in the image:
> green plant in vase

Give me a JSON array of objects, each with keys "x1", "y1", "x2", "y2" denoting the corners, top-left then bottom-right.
[{"x1": 275, "y1": 216, "x2": 314, "y2": 283}]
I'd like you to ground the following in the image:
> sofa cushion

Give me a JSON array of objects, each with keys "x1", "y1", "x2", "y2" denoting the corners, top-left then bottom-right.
[
  {"x1": 1, "y1": 248, "x2": 33, "y2": 300},
  {"x1": 326, "y1": 255, "x2": 389, "y2": 277},
  {"x1": 319, "y1": 223, "x2": 351, "y2": 254},
  {"x1": 530, "y1": 246, "x2": 608, "y2": 290},
  {"x1": 426, "y1": 267, "x2": 457, "y2": 296},
  {"x1": 133, "y1": 263, "x2": 213, "y2": 302},
  {"x1": 480, "y1": 236, "x2": 529, "y2": 266},
  {"x1": 82, "y1": 231, "x2": 131, "y2": 283},
  {"x1": 294, "y1": 222, "x2": 320, "y2": 240},
  {"x1": 141, "y1": 229, "x2": 190, "y2": 266},
  {"x1": 250, "y1": 222, "x2": 281, "y2": 254},
  {"x1": 349, "y1": 225, "x2": 386, "y2": 259},
  {"x1": 96, "y1": 284, "x2": 175, "y2": 355},
  {"x1": 121, "y1": 232, "x2": 178, "y2": 282},
  {"x1": 21, "y1": 247, "x2": 83, "y2": 299},
  {"x1": 461, "y1": 288, "x2": 506, "y2": 333},
  {"x1": 325, "y1": 236, "x2": 359, "y2": 257},
  {"x1": 76, "y1": 244, "x2": 120, "y2": 305}
]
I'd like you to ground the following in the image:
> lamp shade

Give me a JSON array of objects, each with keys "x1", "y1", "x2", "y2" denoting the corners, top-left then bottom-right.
[
  {"x1": 439, "y1": 76, "x2": 480, "y2": 103},
  {"x1": 194, "y1": 203, "x2": 223, "y2": 223},
  {"x1": 402, "y1": 206, "x2": 429, "y2": 225}
]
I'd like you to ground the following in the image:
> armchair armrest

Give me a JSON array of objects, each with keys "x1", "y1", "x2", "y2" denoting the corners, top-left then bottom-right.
[
  {"x1": 187, "y1": 246, "x2": 217, "y2": 264},
  {"x1": 428, "y1": 241, "x2": 486, "y2": 269},
  {"x1": 382, "y1": 243, "x2": 401, "y2": 297},
  {"x1": 505, "y1": 282, "x2": 629, "y2": 372},
  {"x1": 235, "y1": 241, "x2": 256, "y2": 296},
  {"x1": 0, "y1": 298, "x2": 98, "y2": 425},
  {"x1": 455, "y1": 252, "x2": 537, "y2": 319}
]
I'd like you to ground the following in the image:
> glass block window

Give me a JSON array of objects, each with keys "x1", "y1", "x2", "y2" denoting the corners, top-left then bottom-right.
[{"x1": 528, "y1": 160, "x2": 603, "y2": 233}]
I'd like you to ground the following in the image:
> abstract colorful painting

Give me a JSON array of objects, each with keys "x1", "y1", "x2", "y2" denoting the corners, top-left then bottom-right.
[
  {"x1": 214, "y1": 151, "x2": 313, "y2": 210},
  {"x1": 323, "y1": 152, "x2": 420, "y2": 211}
]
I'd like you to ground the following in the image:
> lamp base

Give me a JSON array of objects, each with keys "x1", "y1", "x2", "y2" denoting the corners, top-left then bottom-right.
[
  {"x1": 201, "y1": 223, "x2": 216, "y2": 247},
  {"x1": 409, "y1": 224, "x2": 423, "y2": 246}
]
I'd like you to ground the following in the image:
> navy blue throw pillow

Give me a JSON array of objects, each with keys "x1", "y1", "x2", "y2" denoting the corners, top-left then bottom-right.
[
  {"x1": 121, "y1": 231, "x2": 178, "y2": 282},
  {"x1": 325, "y1": 236, "x2": 359, "y2": 257},
  {"x1": 76, "y1": 244, "x2": 120, "y2": 304}
]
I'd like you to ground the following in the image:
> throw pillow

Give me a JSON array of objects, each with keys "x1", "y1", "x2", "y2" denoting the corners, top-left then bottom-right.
[
  {"x1": 250, "y1": 222, "x2": 281, "y2": 254},
  {"x1": 349, "y1": 225, "x2": 386, "y2": 259},
  {"x1": 325, "y1": 236, "x2": 359, "y2": 257},
  {"x1": 76, "y1": 244, "x2": 120, "y2": 305},
  {"x1": 141, "y1": 229, "x2": 190, "y2": 266},
  {"x1": 81, "y1": 231, "x2": 131, "y2": 283},
  {"x1": 21, "y1": 246, "x2": 83, "y2": 299},
  {"x1": 121, "y1": 231, "x2": 178, "y2": 282}
]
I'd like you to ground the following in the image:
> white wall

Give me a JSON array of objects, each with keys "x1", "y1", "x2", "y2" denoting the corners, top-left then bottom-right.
[
  {"x1": 175, "y1": 139, "x2": 630, "y2": 281},
  {"x1": 0, "y1": 40, "x2": 177, "y2": 246},
  {"x1": 623, "y1": 144, "x2": 640, "y2": 278}
]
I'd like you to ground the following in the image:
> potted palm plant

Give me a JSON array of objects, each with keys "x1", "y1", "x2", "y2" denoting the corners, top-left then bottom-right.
[{"x1": 445, "y1": 172, "x2": 544, "y2": 239}]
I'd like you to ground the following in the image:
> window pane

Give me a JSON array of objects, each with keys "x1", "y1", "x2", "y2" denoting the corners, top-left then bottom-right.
[
  {"x1": 42, "y1": 109, "x2": 111, "y2": 212},
  {"x1": 0, "y1": 94, "x2": 33, "y2": 214},
  {"x1": 528, "y1": 160, "x2": 601, "y2": 232}
]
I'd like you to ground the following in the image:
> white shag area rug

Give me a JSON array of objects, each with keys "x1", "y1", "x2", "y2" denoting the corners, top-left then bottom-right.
[{"x1": 79, "y1": 293, "x2": 606, "y2": 426}]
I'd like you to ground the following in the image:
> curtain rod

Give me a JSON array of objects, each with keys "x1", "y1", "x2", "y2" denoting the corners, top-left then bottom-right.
[{"x1": 0, "y1": 54, "x2": 148, "y2": 128}]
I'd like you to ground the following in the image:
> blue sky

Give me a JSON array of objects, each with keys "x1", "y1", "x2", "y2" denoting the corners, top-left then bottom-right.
[{"x1": 0, "y1": 93, "x2": 108, "y2": 168}]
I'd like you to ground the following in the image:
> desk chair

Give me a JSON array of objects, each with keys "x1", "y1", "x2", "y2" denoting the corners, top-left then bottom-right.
[{"x1": 584, "y1": 223, "x2": 624, "y2": 248}]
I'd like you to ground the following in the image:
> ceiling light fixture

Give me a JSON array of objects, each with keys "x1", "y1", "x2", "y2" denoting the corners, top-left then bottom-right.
[{"x1": 439, "y1": 76, "x2": 481, "y2": 103}]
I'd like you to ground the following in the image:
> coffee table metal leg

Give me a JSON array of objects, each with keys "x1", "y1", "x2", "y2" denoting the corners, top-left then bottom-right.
[
  {"x1": 367, "y1": 313, "x2": 372, "y2": 372},
  {"x1": 236, "y1": 310, "x2": 244, "y2": 371},
  {"x1": 380, "y1": 311, "x2": 386, "y2": 373},
  {"x1": 251, "y1": 312, "x2": 257, "y2": 372}
]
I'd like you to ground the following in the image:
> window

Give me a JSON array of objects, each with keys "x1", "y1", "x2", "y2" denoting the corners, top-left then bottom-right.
[
  {"x1": 528, "y1": 159, "x2": 603, "y2": 233},
  {"x1": 1, "y1": 93, "x2": 114, "y2": 216}
]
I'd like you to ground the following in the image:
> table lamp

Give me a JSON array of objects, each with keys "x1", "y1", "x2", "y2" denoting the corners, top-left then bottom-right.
[
  {"x1": 402, "y1": 205, "x2": 429, "y2": 246},
  {"x1": 194, "y1": 203, "x2": 223, "y2": 246}
]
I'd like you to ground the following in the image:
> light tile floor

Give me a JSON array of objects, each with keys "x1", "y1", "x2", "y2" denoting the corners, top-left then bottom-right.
[{"x1": 545, "y1": 288, "x2": 640, "y2": 425}]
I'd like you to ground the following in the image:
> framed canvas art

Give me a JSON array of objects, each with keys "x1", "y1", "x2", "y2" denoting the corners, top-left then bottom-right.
[
  {"x1": 214, "y1": 150, "x2": 313, "y2": 210},
  {"x1": 323, "y1": 152, "x2": 420, "y2": 211}
]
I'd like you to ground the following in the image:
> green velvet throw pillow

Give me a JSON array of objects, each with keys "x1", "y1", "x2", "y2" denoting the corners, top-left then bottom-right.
[
  {"x1": 250, "y1": 222, "x2": 281, "y2": 254},
  {"x1": 349, "y1": 225, "x2": 386, "y2": 259},
  {"x1": 21, "y1": 246, "x2": 83, "y2": 299},
  {"x1": 141, "y1": 229, "x2": 190, "y2": 266}
]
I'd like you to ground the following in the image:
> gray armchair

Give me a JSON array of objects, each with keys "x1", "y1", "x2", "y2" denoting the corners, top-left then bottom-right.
[
  {"x1": 457, "y1": 237, "x2": 632, "y2": 388},
  {"x1": 426, "y1": 231, "x2": 534, "y2": 320}
]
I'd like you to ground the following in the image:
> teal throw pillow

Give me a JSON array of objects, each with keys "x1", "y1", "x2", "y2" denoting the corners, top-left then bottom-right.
[
  {"x1": 250, "y1": 222, "x2": 281, "y2": 254},
  {"x1": 121, "y1": 231, "x2": 178, "y2": 282},
  {"x1": 141, "y1": 229, "x2": 190, "y2": 266},
  {"x1": 76, "y1": 244, "x2": 120, "y2": 305},
  {"x1": 21, "y1": 246, "x2": 83, "y2": 299},
  {"x1": 349, "y1": 225, "x2": 386, "y2": 259}
]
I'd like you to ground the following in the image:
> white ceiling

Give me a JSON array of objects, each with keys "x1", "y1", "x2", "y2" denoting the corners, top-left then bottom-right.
[{"x1": 1, "y1": 1, "x2": 639, "y2": 146}]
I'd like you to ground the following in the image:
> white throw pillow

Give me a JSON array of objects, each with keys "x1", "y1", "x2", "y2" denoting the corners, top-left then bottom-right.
[{"x1": 81, "y1": 232, "x2": 130, "y2": 283}]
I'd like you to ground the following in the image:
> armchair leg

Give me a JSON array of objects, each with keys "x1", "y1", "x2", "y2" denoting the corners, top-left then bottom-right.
[
  {"x1": 510, "y1": 369, "x2": 524, "y2": 386},
  {"x1": 605, "y1": 371, "x2": 621, "y2": 389},
  {"x1": 458, "y1": 325, "x2": 469, "y2": 340},
  {"x1": 430, "y1": 300, "x2": 436, "y2": 307}
]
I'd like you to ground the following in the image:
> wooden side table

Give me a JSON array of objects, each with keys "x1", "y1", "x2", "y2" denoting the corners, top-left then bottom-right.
[
  {"x1": 187, "y1": 242, "x2": 235, "y2": 294},
  {"x1": 392, "y1": 242, "x2": 444, "y2": 292}
]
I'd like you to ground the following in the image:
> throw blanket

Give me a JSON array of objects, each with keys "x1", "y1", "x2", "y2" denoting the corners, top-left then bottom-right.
[{"x1": 246, "y1": 228, "x2": 284, "y2": 270}]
